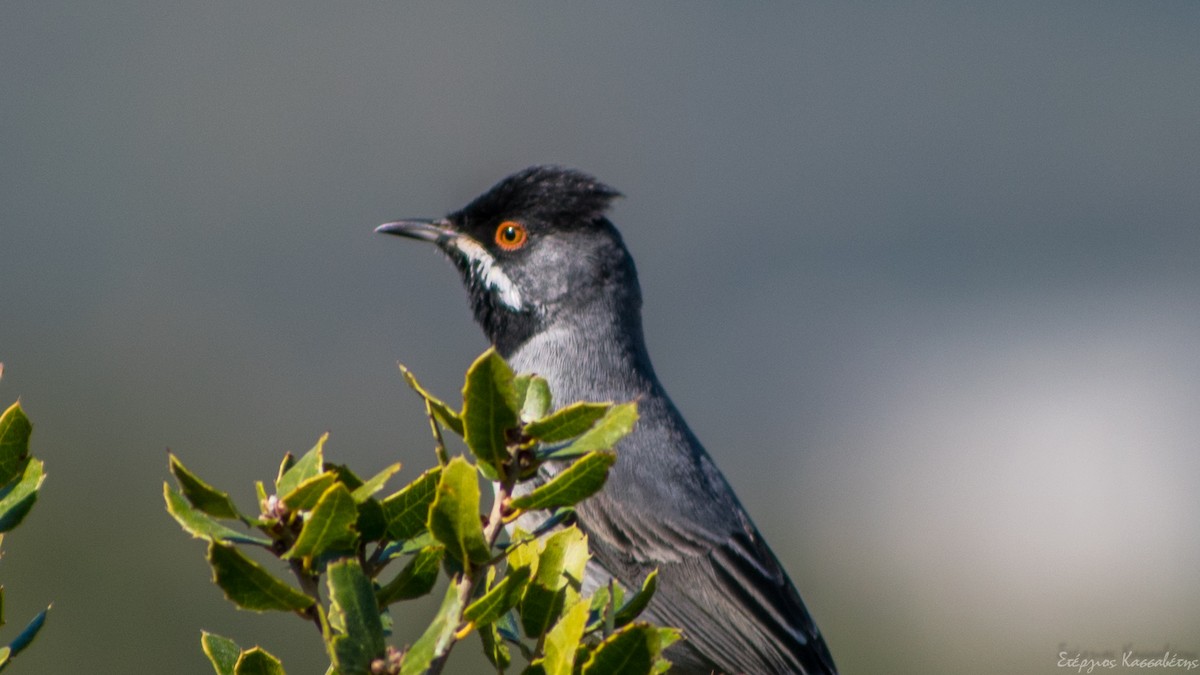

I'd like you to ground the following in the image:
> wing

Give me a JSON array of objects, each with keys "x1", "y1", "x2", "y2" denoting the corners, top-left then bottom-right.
[
  {"x1": 579, "y1": 494, "x2": 838, "y2": 674},
  {"x1": 514, "y1": 380, "x2": 837, "y2": 673}
]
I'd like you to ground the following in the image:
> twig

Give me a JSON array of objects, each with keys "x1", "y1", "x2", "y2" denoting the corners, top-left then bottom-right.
[{"x1": 289, "y1": 557, "x2": 327, "y2": 636}]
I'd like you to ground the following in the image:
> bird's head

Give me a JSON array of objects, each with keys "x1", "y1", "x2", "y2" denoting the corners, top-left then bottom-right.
[{"x1": 377, "y1": 166, "x2": 643, "y2": 355}]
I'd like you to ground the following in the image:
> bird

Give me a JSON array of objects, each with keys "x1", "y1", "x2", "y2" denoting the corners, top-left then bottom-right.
[{"x1": 376, "y1": 166, "x2": 837, "y2": 674}]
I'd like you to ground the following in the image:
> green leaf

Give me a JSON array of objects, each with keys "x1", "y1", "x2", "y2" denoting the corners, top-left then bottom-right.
[
  {"x1": 324, "y1": 463, "x2": 365, "y2": 491},
  {"x1": 0, "y1": 605, "x2": 48, "y2": 667},
  {"x1": 327, "y1": 559, "x2": 386, "y2": 673},
  {"x1": 284, "y1": 483, "x2": 358, "y2": 560},
  {"x1": 513, "y1": 375, "x2": 531, "y2": 415},
  {"x1": 580, "y1": 624, "x2": 680, "y2": 675},
  {"x1": 461, "y1": 349, "x2": 519, "y2": 469},
  {"x1": 328, "y1": 461, "x2": 364, "y2": 487},
  {"x1": 520, "y1": 376, "x2": 553, "y2": 423},
  {"x1": 427, "y1": 457, "x2": 491, "y2": 567},
  {"x1": 274, "y1": 453, "x2": 295, "y2": 487},
  {"x1": 399, "y1": 581, "x2": 464, "y2": 675},
  {"x1": 378, "y1": 531, "x2": 437, "y2": 562},
  {"x1": 541, "y1": 597, "x2": 591, "y2": 675},
  {"x1": 279, "y1": 472, "x2": 338, "y2": 512},
  {"x1": 398, "y1": 362, "x2": 464, "y2": 436},
  {"x1": 506, "y1": 529, "x2": 539, "y2": 573},
  {"x1": 234, "y1": 647, "x2": 286, "y2": 675},
  {"x1": 463, "y1": 565, "x2": 531, "y2": 626},
  {"x1": 495, "y1": 612, "x2": 525, "y2": 651},
  {"x1": 169, "y1": 454, "x2": 243, "y2": 521},
  {"x1": 510, "y1": 452, "x2": 616, "y2": 511},
  {"x1": 350, "y1": 462, "x2": 402, "y2": 502},
  {"x1": 478, "y1": 620, "x2": 511, "y2": 671},
  {"x1": 207, "y1": 542, "x2": 314, "y2": 612},
  {"x1": 0, "y1": 403, "x2": 31, "y2": 487},
  {"x1": 201, "y1": 632, "x2": 241, "y2": 675},
  {"x1": 376, "y1": 546, "x2": 444, "y2": 606},
  {"x1": 274, "y1": 434, "x2": 327, "y2": 498},
  {"x1": 558, "y1": 531, "x2": 590, "y2": 614},
  {"x1": 613, "y1": 571, "x2": 658, "y2": 628},
  {"x1": 538, "y1": 403, "x2": 637, "y2": 461},
  {"x1": 0, "y1": 458, "x2": 43, "y2": 533},
  {"x1": 165, "y1": 485, "x2": 271, "y2": 546},
  {"x1": 523, "y1": 402, "x2": 610, "y2": 443},
  {"x1": 355, "y1": 498, "x2": 387, "y2": 542},
  {"x1": 605, "y1": 580, "x2": 625, "y2": 636},
  {"x1": 521, "y1": 528, "x2": 588, "y2": 639},
  {"x1": 381, "y1": 467, "x2": 442, "y2": 541},
  {"x1": 588, "y1": 583, "x2": 612, "y2": 632}
]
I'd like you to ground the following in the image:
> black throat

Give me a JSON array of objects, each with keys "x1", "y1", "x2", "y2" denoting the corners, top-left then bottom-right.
[{"x1": 445, "y1": 253, "x2": 543, "y2": 358}]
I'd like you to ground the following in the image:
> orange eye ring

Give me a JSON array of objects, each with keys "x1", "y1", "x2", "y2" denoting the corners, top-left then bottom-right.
[{"x1": 494, "y1": 221, "x2": 528, "y2": 251}]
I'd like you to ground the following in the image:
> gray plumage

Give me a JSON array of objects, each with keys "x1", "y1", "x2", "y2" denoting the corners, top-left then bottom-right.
[{"x1": 377, "y1": 166, "x2": 837, "y2": 674}]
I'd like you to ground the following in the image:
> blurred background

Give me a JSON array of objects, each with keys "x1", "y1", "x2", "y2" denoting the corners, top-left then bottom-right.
[{"x1": 2, "y1": 2, "x2": 1198, "y2": 673}]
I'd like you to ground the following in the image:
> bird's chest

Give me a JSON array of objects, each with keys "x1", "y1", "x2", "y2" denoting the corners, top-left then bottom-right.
[{"x1": 508, "y1": 329, "x2": 641, "y2": 406}]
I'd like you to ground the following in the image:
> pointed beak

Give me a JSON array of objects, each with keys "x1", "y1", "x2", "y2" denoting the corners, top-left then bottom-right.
[{"x1": 374, "y1": 218, "x2": 456, "y2": 243}]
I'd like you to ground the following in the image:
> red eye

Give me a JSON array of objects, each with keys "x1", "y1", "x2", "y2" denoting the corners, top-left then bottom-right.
[{"x1": 494, "y1": 221, "x2": 528, "y2": 250}]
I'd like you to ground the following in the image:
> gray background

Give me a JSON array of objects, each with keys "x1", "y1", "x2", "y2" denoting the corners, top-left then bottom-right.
[{"x1": 2, "y1": 2, "x2": 1198, "y2": 673}]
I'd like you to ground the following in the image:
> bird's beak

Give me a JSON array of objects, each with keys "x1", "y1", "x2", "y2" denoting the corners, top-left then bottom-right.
[{"x1": 374, "y1": 218, "x2": 456, "y2": 243}]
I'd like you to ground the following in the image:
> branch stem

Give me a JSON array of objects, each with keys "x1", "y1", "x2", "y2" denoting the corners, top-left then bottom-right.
[{"x1": 289, "y1": 558, "x2": 327, "y2": 637}]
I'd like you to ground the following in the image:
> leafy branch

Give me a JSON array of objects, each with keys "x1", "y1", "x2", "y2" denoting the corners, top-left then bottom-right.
[
  {"x1": 0, "y1": 365, "x2": 52, "y2": 670},
  {"x1": 166, "y1": 349, "x2": 678, "y2": 675}
]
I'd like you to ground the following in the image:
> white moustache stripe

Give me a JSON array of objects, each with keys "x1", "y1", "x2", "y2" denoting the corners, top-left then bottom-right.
[{"x1": 452, "y1": 237, "x2": 525, "y2": 310}]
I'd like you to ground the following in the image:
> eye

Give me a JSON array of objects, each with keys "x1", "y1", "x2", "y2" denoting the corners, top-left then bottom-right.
[{"x1": 494, "y1": 221, "x2": 528, "y2": 251}]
